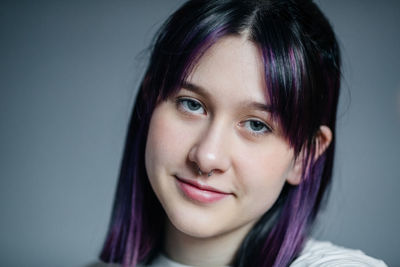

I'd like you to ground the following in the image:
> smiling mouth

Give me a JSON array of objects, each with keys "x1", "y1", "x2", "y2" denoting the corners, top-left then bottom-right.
[{"x1": 175, "y1": 176, "x2": 232, "y2": 204}]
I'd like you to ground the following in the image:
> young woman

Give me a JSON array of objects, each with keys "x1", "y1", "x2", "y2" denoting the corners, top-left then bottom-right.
[{"x1": 99, "y1": 0, "x2": 386, "y2": 266}]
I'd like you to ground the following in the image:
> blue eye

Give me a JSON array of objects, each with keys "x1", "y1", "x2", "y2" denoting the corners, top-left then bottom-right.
[
  {"x1": 243, "y1": 120, "x2": 271, "y2": 135},
  {"x1": 178, "y1": 98, "x2": 205, "y2": 114}
]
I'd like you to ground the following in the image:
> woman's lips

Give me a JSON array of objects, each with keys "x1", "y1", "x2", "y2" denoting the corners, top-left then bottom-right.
[{"x1": 175, "y1": 176, "x2": 232, "y2": 204}]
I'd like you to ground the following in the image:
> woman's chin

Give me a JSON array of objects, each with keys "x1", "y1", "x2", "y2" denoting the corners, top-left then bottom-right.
[{"x1": 167, "y1": 212, "x2": 227, "y2": 239}]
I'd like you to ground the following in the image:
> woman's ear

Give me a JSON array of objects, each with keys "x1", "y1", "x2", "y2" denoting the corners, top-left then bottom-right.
[
  {"x1": 315, "y1": 125, "x2": 332, "y2": 159},
  {"x1": 286, "y1": 125, "x2": 332, "y2": 186}
]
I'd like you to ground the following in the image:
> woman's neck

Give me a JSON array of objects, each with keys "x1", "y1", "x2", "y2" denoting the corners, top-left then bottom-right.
[{"x1": 163, "y1": 220, "x2": 254, "y2": 267}]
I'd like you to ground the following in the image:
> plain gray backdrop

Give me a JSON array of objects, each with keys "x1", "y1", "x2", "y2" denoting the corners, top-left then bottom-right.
[{"x1": 1, "y1": 0, "x2": 399, "y2": 266}]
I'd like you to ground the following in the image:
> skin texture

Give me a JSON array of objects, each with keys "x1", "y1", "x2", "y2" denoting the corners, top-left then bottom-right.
[{"x1": 144, "y1": 36, "x2": 311, "y2": 266}]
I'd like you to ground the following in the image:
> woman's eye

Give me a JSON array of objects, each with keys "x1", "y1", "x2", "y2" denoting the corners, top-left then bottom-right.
[
  {"x1": 242, "y1": 120, "x2": 271, "y2": 135},
  {"x1": 177, "y1": 98, "x2": 205, "y2": 114}
]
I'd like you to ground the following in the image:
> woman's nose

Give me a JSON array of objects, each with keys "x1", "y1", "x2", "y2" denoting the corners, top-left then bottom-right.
[{"x1": 188, "y1": 122, "x2": 231, "y2": 175}]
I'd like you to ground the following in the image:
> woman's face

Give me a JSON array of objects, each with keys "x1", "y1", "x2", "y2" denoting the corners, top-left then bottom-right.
[{"x1": 145, "y1": 36, "x2": 300, "y2": 240}]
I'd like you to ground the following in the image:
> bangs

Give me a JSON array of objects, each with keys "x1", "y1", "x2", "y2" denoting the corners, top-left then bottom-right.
[{"x1": 251, "y1": 11, "x2": 318, "y2": 156}]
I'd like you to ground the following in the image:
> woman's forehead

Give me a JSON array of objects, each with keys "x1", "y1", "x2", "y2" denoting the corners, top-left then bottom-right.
[{"x1": 186, "y1": 36, "x2": 269, "y2": 106}]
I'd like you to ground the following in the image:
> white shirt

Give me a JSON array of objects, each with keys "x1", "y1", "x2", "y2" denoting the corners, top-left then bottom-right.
[
  {"x1": 290, "y1": 239, "x2": 387, "y2": 266},
  {"x1": 137, "y1": 239, "x2": 387, "y2": 267}
]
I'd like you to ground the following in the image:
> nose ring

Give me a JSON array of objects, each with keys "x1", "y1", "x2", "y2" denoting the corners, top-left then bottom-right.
[{"x1": 198, "y1": 167, "x2": 214, "y2": 177}]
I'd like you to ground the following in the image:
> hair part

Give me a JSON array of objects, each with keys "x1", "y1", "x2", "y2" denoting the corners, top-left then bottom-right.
[{"x1": 100, "y1": 0, "x2": 341, "y2": 266}]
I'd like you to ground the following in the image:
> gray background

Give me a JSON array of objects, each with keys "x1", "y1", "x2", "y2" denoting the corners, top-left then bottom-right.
[{"x1": 0, "y1": 0, "x2": 399, "y2": 266}]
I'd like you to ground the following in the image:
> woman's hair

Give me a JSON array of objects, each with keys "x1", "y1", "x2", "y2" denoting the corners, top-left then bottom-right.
[{"x1": 100, "y1": 0, "x2": 341, "y2": 266}]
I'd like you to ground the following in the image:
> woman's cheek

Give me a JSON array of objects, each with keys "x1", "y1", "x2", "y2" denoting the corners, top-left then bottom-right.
[
  {"x1": 235, "y1": 142, "x2": 293, "y2": 198},
  {"x1": 145, "y1": 102, "x2": 197, "y2": 174}
]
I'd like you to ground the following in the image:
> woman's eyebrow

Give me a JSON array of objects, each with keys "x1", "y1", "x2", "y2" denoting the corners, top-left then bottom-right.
[
  {"x1": 243, "y1": 101, "x2": 273, "y2": 113},
  {"x1": 181, "y1": 81, "x2": 211, "y2": 98}
]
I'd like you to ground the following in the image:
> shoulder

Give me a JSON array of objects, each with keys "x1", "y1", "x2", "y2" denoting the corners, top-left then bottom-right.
[{"x1": 291, "y1": 239, "x2": 387, "y2": 267}]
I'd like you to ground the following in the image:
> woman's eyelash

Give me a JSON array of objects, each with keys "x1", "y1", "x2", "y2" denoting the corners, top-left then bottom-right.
[
  {"x1": 176, "y1": 97, "x2": 206, "y2": 114},
  {"x1": 241, "y1": 120, "x2": 272, "y2": 136}
]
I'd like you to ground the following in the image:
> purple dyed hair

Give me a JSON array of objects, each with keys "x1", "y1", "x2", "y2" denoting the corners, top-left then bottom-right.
[{"x1": 100, "y1": 0, "x2": 341, "y2": 266}]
